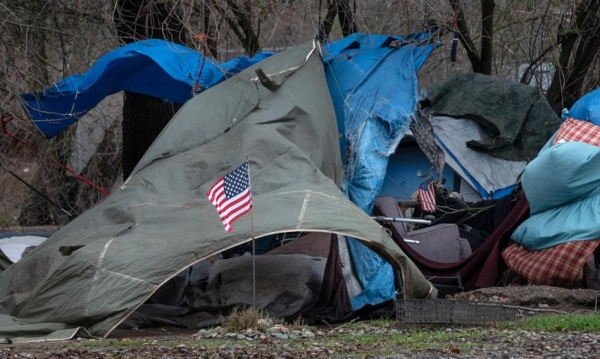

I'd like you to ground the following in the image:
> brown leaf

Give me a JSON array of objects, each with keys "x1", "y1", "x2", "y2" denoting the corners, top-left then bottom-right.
[{"x1": 450, "y1": 345, "x2": 461, "y2": 354}]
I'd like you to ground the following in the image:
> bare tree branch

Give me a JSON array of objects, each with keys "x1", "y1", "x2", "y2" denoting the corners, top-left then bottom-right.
[{"x1": 448, "y1": 0, "x2": 481, "y2": 72}]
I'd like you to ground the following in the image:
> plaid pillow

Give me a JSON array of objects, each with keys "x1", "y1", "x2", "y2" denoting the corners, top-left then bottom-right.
[
  {"x1": 552, "y1": 118, "x2": 600, "y2": 147},
  {"x1": 502, "y1": 240, "x2": 600, "y2": 287}
]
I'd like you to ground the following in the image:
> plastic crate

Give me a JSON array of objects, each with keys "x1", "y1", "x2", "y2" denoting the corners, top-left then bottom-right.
[{"x1": 396, "y1": 299, "x2": 518, "y2": 325}]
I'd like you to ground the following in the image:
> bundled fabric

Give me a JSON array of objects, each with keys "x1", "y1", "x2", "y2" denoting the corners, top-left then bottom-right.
[
  {"x1": 502, "y1": 240, "x2": 600, "y2": 287},
  {"x1": 566, "y1": 87, "x2": 600, "y2": 126},
  {"x1": 512, "y1": 119, "x2": 600, "y2": 250}
]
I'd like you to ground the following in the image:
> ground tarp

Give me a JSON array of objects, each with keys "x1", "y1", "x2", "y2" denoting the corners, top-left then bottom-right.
[{"x1": 0, "y1": 40, "x2": 435, "y2": 341}]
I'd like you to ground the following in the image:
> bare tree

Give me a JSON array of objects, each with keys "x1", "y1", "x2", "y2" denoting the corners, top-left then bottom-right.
[
  {"x1": 546, "y1": 0, "x2": 600, "y2": 108},
  {"x1": 3, "y1": 0, "x2": 600, "y2": 227},
  {"x1": 447, "y1": 0, "x2": 495, "y2": 74},
  {"x1": 114, "y1": 0, "x2": 186, "y2": 179}
]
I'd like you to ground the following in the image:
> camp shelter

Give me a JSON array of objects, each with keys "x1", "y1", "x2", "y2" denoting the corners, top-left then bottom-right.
[
  {"x1": 312, "y1": 33, "x2": 549, "y2": 308},
  {"x1": 0, "y1": 40, "x2": 436, "y2": 341},
  {"x1": 371, "y1": 74, "x2": 562, "y2": 293},
  {"x1": 381, "y1": 73, "x2": 561, "y2": 204}
]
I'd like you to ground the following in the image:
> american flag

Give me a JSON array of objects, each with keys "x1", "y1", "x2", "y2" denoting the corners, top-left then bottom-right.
[
  {"x1": 418, "y1": 178, "x2": 436, "y2": 213},
  {"x1": 206, "y1": 162, "x2": 252, "y2": 232}
]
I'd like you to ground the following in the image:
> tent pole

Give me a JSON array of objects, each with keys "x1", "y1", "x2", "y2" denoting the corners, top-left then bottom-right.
[
  {"x1": 0, "y1": 162, "x2": 73, "y2": 217},
  {"x1": 252, "y1": 226, "x2": 256, "y2": 309},
  {"x1": 247, "y1": 156, "x2": 256, "y2": 309}
]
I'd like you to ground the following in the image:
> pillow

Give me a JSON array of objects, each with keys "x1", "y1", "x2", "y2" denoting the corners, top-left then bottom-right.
[{"x1": 552, "y1": 118, "x2": 600, "y2": 147}]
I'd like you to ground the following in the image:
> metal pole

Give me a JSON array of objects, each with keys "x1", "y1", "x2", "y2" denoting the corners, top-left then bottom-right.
[
  {"x1": 246, "y1": 156, "x2": 256, "y2": 308},
  {"x1": 371, "y1": 216, "x2": 431, "y2": 225},
  {"x1": 0, "y1": 163, "x2": 73, "y2": 217}
]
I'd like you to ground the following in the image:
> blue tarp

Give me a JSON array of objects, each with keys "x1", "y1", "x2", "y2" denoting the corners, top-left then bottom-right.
[
  {"x1": 564, "y1": 87, "x2": 600, "y2": 126},
  {"x1": 21, "y1": 40, "x2": 272, "y2": 138},
  {"x1": 323, "y1": 32, "x2": 437, "y2": 308}
]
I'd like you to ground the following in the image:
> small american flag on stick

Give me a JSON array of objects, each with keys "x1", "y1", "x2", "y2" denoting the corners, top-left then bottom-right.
[
  {"x1": 206, "y1": 162, "x2": 252, "y2": 232},
  {"x1": 418, "y1": 178, "x2": 436, "y2": 213}
]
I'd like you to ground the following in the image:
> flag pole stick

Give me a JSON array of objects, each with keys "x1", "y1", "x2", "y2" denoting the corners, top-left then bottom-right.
[{"x1": 247, "y1": 155, "x2": 256, "y2": 309}]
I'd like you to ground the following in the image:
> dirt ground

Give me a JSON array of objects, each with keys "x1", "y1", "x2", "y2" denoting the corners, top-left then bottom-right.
[
  {"x1": 2, "y1": 285, "x2": 599, "y2": 358},
  {"x1": 451, "y1": 285, "x2": 600, "y2": 313}
]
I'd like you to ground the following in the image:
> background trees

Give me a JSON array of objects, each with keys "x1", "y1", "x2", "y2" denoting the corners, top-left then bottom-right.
[{"x1": 1, "y1": 0, "x2": 598, "y2": 227}]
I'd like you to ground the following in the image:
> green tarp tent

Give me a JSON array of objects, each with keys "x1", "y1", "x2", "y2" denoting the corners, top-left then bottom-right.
[{"x1": 0, "y1": 40, "x2": 436, "y2": 341}]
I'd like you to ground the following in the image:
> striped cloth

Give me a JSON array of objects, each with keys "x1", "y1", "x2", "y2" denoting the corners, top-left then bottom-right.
[
  {"x1": 552, "y1": 118, "x2": 600, "y2": 147},
  {"x1": 502, "y1": 240, "x2": 600, "y2": 287}
]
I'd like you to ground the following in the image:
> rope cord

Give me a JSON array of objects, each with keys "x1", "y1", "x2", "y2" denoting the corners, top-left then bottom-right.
[{"x1": 1, "y1": 114, "x2": 111, "y2": 196}]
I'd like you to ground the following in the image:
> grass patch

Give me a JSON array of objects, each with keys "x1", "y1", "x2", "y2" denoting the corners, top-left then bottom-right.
[
  {"x1": 503, "y1": 313, "x2": 600, "y2": 332},
  {"x1": 328, "y1": 326, "x2": 487, "y2": 352},
  {"x1": 338, "y1": 317, "x2": 395, "y2": 331},
  {"x1": 186, "y1": 339, "x2": 240, "y2": 348},
  {"x1": 220, "y1": 306, "x2": 269, "y2": 332},
  {"x1": 82, "y1": 339, "x2": 149, "y2": 348},
  {"x1": 286, "y1": 315, "x2": 306, "y2": 330},
  {"x1": 73, "y1": 316, "x2": 600, "y2": 358}
]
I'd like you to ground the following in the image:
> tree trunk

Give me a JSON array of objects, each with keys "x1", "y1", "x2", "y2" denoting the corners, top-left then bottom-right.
[
  {"x1": 337, "y1": 0, "x2": 357, "y2": 37},
  {"x1": 319, "y1": 0, "x2": 338, "y2": 41},
  {"x1": 219, "y1": 1, "x2": 261, "y2": 56},
  {"x1": 115, "y1": 0, "x2": 184, "y2": 179},
  {"x1": 546, "y1": 0, "x2": 600, "y2": 107},
  {"x1": 18, "y1": 2, "x2": 75, "y2": 226},
  {"x1": 203, "y1": 0, "x2": 218, "y2": 58},
  {"x1": 449, "y1": 0, "x2": 481, "y2": 72},
  {"x1": 479, "y1": 0, "x2": 495, "y2": 75}
]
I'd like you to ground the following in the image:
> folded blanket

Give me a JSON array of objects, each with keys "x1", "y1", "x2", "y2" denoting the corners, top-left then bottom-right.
[{"x1": 502, "y1": 240, "x2": 599, "y2": 287}]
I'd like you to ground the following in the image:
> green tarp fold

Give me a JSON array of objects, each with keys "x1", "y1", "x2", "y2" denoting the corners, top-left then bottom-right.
[{"x1": 426, "y1": 73, "x2": 560, "y2": 161}]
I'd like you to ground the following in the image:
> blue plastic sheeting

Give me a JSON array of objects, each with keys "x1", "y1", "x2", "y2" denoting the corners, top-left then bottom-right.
[
  {"x1": 21, "y1": 39, "x2": 272, "y2": 138},
  {"x1": 379, "y1": 146, "x2": 456, "y2": 198},
  {"x1": 564, "y1": 87, "x2": 600, "y2": 126},
  {"x1": 512, "y1": 141, "x2": 600, "y2": 250},
  {"x1": 323, "y1": 32, "x2": 437, "y2": 309}
]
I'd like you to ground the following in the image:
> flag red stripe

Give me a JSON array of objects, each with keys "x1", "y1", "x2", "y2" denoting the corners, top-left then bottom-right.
[
  {"x1": 218, "y1": 189, "x2": 251, "y2": 216},
  {"x1": 224, "y1": 201, "x2": 252, "y2": 225},
  {"x1": 218, "y1": 195, "x2": 251, "y2": 228},
  {"x1": 219, "y1": 199, "x2": 251, "y2": 224},
  {"x1": 207, "y1": 180, "x2": 225, "y2": 205}
]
